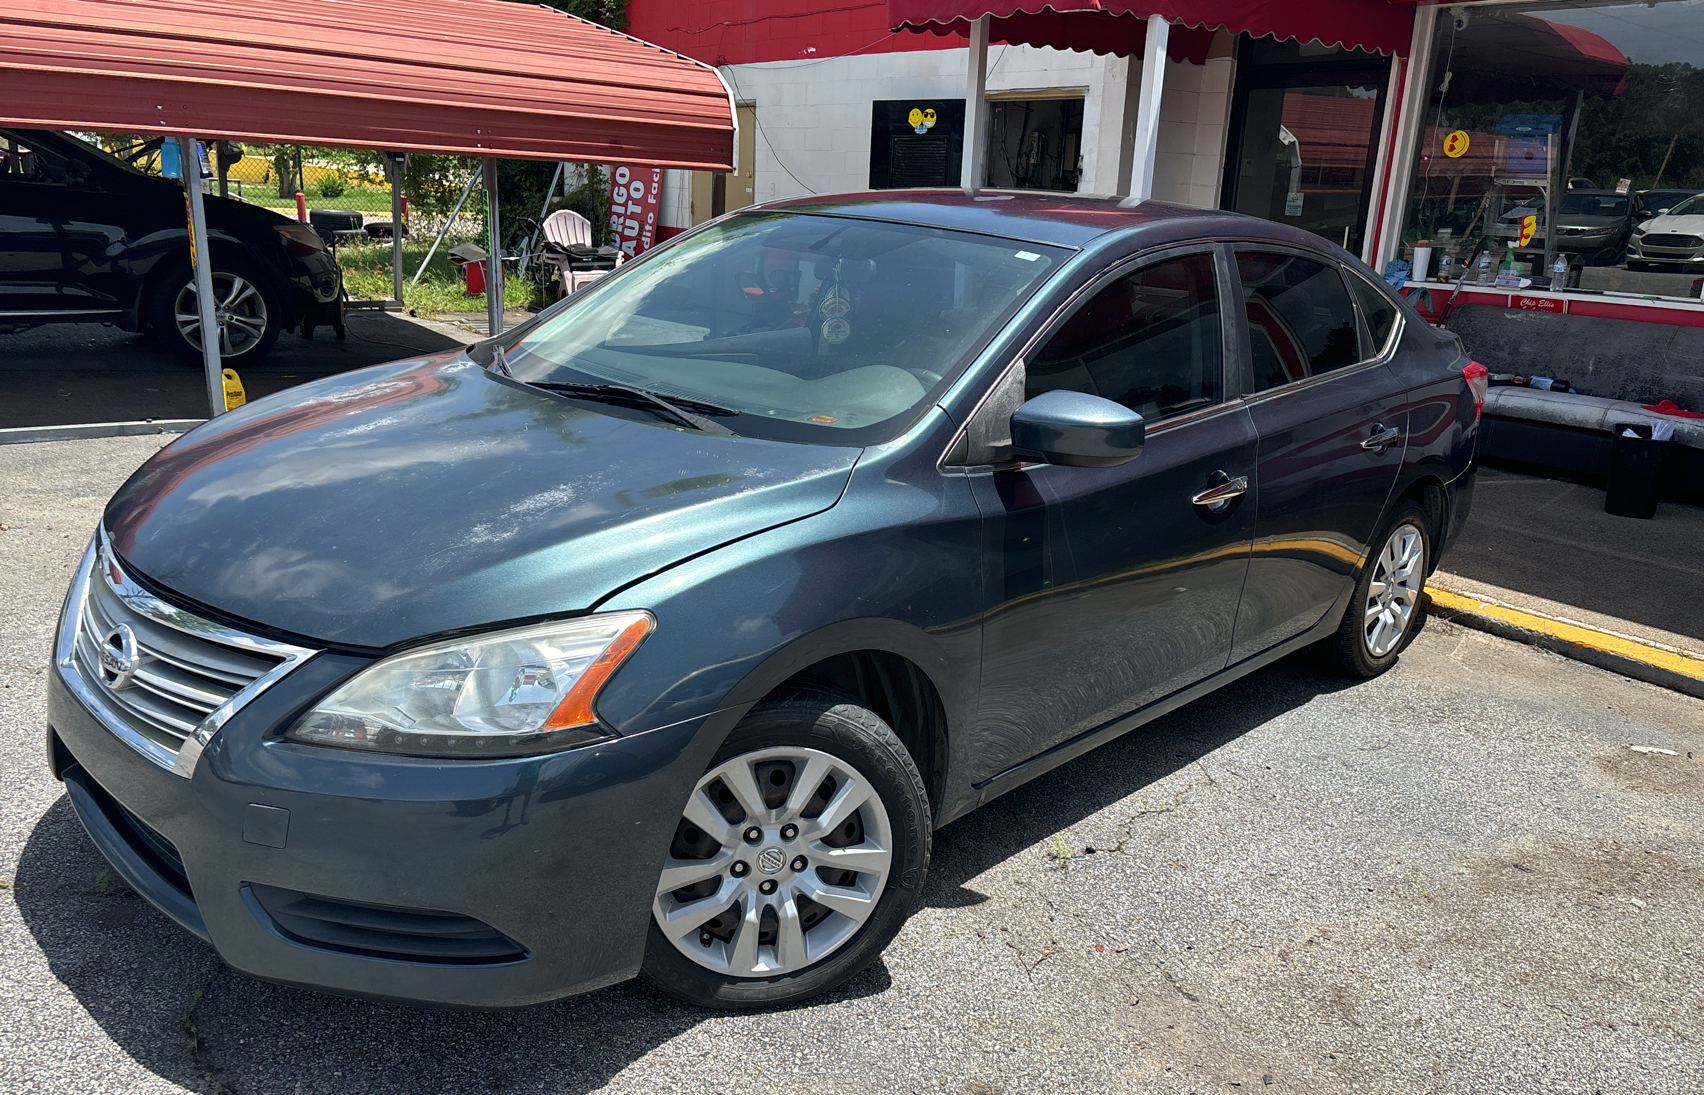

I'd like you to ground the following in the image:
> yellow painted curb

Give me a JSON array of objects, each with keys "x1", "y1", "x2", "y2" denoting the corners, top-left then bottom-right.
[{"x1": 1424, "y1": 585, "x2": 1704, "y2": 687}]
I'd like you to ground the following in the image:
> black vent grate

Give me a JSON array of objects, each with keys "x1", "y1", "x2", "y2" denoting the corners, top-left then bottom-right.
[{"x1": 247, "y1": 884, "x2": 527, "y2": 965}]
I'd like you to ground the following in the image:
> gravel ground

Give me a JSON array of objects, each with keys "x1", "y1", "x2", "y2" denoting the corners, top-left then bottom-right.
[{"x1": 3, "y1": 436, "x2": 1702, "y2": 1095}]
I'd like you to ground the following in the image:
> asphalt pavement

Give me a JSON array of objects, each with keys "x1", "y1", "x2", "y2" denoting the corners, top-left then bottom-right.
[
  {"x1": 0, "y1": 312, "x2": 465, "y2": 429},
  {"x1": 1444, "y1": 463, "x2": 1704, "y2": 644},
  {"x1": 3, "y1": 438, "x2": 1703, "y2": 1095}
]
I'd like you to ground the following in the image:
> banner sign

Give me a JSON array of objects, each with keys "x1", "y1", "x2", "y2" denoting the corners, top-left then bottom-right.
[{"x1": 609, "y1": 165, "x2": 662, "y2": 257}]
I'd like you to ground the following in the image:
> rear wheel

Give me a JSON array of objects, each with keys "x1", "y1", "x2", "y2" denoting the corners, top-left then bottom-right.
[
  {"x1": 147, "y1": 256, "x2": 281, "y2": 365},
  {"x1": 1325, "y1": 501, "x2": 1431, "y2": 678},
  {"x1": 640, "y1": 691, "x2": 931, "y2": 1010}
]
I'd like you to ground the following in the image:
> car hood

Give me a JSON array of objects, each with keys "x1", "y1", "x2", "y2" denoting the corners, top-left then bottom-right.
[
  {"x1": 105, "y1": 354, "x2": 860, "y2": 649},
  {"x1": 1638, "y1": 214, "x2": 1704, "y2": 235}
]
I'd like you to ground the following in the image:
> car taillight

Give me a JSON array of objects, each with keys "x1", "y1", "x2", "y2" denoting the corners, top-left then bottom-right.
[
  {"x1": 1463, "y1": 360, "x2": 1489, "y2": 419},
  {"x1": 274, "y1": 222, "x2": 327, "y2": 257}
]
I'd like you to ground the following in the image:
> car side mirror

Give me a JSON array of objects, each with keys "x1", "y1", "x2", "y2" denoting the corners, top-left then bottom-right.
[
  {"x1": 1657, "y1": 207, "x2": 1672, "y2": 216},
  {"x1": 1010, "y1": 390, "x2": 1145, "y2": 468}
]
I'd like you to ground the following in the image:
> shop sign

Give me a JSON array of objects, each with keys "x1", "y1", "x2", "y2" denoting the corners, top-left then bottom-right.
[
  {"x1": 1512, "y1": 295, "x2": 1566, "y2": 313},
  {"x1": 1443, "y1": 130, "x2": 1471, "y2": 158},
  {"x1": 1284, "y1": 191, "x2": 1304, "y2": 216},
  {"x1": 608, "y1": 164, "x2": 661, "y2": 257}
]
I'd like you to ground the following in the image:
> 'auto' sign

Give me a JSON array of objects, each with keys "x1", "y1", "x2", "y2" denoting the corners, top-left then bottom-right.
[{"x1": 609, "y1": 166, "x2": 661, "y2": 257}]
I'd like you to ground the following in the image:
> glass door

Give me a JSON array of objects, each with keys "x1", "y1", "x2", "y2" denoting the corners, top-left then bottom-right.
[{"x1": 1221, "y1": 40, "x2": 1393, "y2": 255}]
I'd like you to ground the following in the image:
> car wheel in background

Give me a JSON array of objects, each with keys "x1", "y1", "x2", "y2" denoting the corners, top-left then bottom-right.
[
  {"x1": 147, "y1": 256, "x2": 282, "y2": 366},
  {"x1": 1325, "y1": 500, "x2": 1431, "y2": 679},
  {"x1": 641, "y1": 690, "x2": 931, "y2": 1010}
]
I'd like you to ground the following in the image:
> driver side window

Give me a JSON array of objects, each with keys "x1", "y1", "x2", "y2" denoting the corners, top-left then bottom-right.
[{"x1": 1025, "y1": 253, "x2": 1222, "y2": 422}]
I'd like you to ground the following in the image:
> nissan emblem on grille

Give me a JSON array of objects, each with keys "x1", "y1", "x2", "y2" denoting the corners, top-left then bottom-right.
[
  {"x1": 98, "y1": 624, "x2": 141, "y2": 689},
  {"x1": 757, "y1": 847, "x2": 786, "y2": 875}
]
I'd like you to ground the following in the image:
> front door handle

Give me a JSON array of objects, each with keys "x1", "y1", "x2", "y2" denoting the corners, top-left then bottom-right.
[
  {"x1": 1361, "y1": 425, "x2": 1402, "y2": 451},
  {"x1": 1191, "y1": 475, "x2": 1249, "y2": 510}
]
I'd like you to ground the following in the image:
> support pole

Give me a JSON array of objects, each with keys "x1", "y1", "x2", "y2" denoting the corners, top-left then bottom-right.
[
  {"x1": 412, "y1": 166, "x2": 481, "y2": 287},
  {"x1": 389, "y1": 154, "x2": 405, "y2": 304},
  {"x1": 485, "y1": 157, "x2": 503, "y2": 338},
  {"x1": 178, "y1": 136, "x2": 224, "y2": 417},
  {"x1": 961, "y1": 16, "x2": 990, "y2": 193},
  {"x1": 1121, "y1": 13, "x2": 1169, "y2": 207}
]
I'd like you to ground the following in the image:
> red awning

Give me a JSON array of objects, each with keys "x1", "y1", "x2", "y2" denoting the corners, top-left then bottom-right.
[
  {"x1": 0, "y1": 0, "x2": 734, "y2": 170},
  {"x1": 890, "y1": 0, "x2": 1416, "y2": 59}
]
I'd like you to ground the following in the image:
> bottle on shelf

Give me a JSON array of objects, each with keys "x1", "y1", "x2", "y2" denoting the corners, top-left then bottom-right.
[
  {"x1": 1552, "y1": 254, "x2": 1570, "y2": 288},
  {"x1": 1476, "y1": 251, "x2": 1494, "y2": 285}
]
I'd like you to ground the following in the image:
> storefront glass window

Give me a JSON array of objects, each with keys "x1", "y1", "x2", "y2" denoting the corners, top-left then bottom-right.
[{"x1": 1399, "y1": 0, "x2": 1704, "y2": 299}]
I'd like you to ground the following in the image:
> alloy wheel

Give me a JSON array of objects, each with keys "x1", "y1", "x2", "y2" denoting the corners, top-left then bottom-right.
[
  {"x1": 1363, "y1": 521, "x2": 1425, "y2": 658},
  {"x1": 174, "y1": 273, "x2": 269, "y2": 357},
  {"x1": 652, "y1": 746, "x2": 893, "y2": 977}
]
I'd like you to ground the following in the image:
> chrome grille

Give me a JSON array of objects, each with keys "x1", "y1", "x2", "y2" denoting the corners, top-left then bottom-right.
[
  {"x1": 57, "y1": 531, "x2": 317, "y2": 777},
  {"x1": 1640, "y1": 233, "x2": 1704, "y2": 249}
]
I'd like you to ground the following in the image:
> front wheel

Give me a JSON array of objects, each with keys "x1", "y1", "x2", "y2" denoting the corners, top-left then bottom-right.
[
  {"x1": 640, "y1": 691, "x2": 931, "y2": 1009},
  {"x1": 147, "y1": 257, "x2": 281, "y2": 365},
  {"x1": 1325, "y1": 501, "x2": 1431, "y2": 678}
]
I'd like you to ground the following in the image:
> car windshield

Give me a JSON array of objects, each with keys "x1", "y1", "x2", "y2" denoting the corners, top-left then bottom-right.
[
  {"x1": 500, "y1": 212, "x2": 1067, "y2": 444},
  {"x1": 1664, "y1": 194, "x2": 1704, "y2": 217},
  {"x1": 1557, "y1": 193, "x2": 1628, "y2": 217}
]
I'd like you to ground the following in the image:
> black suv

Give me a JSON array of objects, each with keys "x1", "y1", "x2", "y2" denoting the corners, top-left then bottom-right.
[{"x1": 0, "y1": 129, "x2": 342, "y2": 363}]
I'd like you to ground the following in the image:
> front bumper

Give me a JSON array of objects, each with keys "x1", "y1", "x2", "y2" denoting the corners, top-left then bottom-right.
[{"x1": 47, "y1": 592, "x2": 713, "y2": 1009}]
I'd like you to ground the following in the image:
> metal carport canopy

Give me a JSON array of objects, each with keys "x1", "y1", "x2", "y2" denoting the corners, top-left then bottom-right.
[{"x1": 0, "y1": 0, "x2": 735, "y2": 170}]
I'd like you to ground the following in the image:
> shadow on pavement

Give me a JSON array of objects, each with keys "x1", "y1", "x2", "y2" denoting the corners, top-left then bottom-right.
[
  {"x1": 1446, "y1": 463, "x2": 1704, "y2": 642},
  {"x1": 923, "y1": 650, "x2": 1360, "y2": 909},
  {"x1": 15, "y1": 652, "x2": 1353, "y2": 1093},
  {"x1": 0, "y1": 313, "x2": 466, "y2": 429}
]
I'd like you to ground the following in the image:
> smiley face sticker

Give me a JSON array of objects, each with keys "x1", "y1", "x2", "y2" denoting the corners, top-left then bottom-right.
[{"x1": 909, "y1": 107, "x2": 938, "y2": 136}]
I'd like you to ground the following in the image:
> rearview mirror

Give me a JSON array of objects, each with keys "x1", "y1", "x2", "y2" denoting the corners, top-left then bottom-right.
[{"x1": 1010, "y1": 390, "x2": 1144, "y2": 468}]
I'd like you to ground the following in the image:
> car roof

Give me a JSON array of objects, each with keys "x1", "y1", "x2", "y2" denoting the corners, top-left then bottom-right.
[{"x1": 751, "y1": 189, "x2": 1340, "y2": 252}]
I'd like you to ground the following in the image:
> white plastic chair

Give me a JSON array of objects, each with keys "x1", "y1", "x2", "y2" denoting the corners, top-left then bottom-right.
[{"x1": 539, "y1": 209, "x2": 623, "y2": 296}]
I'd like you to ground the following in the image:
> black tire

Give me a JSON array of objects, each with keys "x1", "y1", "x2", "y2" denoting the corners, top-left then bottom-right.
[
  {"x1": 639, "y1": 689, "x2": 931, "y2": 1010},
  {"x1": 146, "y1": 255, "x2": 282, "y2": 366},
  {"x1": 1325, "y1": 500, "x2": 1431, "y2": 679}
]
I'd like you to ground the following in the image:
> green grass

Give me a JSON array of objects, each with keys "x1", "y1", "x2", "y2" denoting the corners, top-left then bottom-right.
[{"x1": 337, "y1": 240, "x2": 544, "y2": 315}]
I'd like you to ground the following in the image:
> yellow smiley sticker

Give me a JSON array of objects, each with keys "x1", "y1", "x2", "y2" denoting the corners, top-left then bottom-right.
[
  {"x1": 1443, "y1": 130, "x2": 1471, "y2": 158},
  {"x1": 908, "y1": 108, "x2": 924, "y2": 128},
  {"x1": 922, "y1": 108, "x2": 937, "y2": 128}
]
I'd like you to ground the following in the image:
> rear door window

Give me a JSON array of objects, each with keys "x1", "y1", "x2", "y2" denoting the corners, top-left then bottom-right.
[
  {"x1": 1025, "y1": 252, "x2": 1222, "y2": 421},
  {"x1": 1236, "y1": 252, "x2": 1361, "y2": 391},
  {"x1": 1346, "y1": 271, "x2": 1399, "y2": 356}
]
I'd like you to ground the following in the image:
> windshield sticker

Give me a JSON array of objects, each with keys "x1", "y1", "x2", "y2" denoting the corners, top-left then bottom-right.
[
  {"x1": 821, "y1": 317, "x2": 851, "y2": 344},
  {"x1": 1014, "y1": 250, "x2": 1041, "y2": 262},
  {"x1": 808, "y1": 414, "x2": 839, "y2": 424}
]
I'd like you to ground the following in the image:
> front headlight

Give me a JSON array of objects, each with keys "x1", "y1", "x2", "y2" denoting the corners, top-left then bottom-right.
[{"x1": 287, "y1": 612, "x2": 652, "y2": 758}]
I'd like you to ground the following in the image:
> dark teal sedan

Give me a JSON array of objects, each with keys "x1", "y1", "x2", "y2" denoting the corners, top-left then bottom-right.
[{"x1": 48, "y1": 192, "x2": 1480, "y2": 1010}]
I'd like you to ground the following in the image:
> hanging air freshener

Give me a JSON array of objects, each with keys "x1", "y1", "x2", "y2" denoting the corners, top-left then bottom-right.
[
  {"x1": 820, "y1": 285, "x2": 851, "y2": 319},
  {"x1": 821, "y1": 317, "x2": 851, "y2": 344}
]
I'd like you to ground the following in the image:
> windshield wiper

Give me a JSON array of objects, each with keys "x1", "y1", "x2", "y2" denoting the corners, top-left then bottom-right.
[
  {"x1": 526, "y1": 381, "x2": 737, "y2": 435},
  {"x1": 488, "y1": 346, "x2": 736, "y2": 435}
]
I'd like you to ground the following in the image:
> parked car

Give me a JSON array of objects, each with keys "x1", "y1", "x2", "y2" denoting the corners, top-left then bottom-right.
[
  {"x1": 1627, "y1": 192, "x2": 1704, "y2": 270},
  {"x1": 1498, "y1": 189, "x2": 1634, "y2": 267},
  {"x1": 1632, "y1": 187, "x2": 1701, "y2": 222},
  {"x1": 0, "y1": 129, "x2": 342, "y2": 362},
  {"x1": 47, "y1": 193, "x2": 1481, "y2": 1011}
]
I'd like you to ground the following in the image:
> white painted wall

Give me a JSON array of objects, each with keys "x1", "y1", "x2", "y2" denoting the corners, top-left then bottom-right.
[
  {"x1": 1151, "y1": 55, "x2": 1235, "y2": 207},
  {"x1": 667, "y1": 43, "x2": 1234, "y2": 220},
  {"x1": 718, "y1": 45, "x2": 1111, "y2": 200}
]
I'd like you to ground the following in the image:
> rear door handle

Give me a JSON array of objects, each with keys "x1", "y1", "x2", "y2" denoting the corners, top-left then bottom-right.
[
  {"x1": 1361, "y1": 425, "x2": 1402, "y2": 451},
  {"x1": 1191, "y1": 476, "x2": 1249, "y2": 509}
]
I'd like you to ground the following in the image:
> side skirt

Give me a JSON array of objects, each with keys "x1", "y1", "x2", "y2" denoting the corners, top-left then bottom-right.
[{"x1": 958, "y1": 582, "x2": 1357, "y2": 819}]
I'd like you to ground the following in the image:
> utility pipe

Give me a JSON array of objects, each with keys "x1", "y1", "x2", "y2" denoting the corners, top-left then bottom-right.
[
  {"x1": 178, "y1": 136, "x2": 224, "y2": 416},
  {"x1": 485, "y1": 157, "x2": 503, "y2": 337}
]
